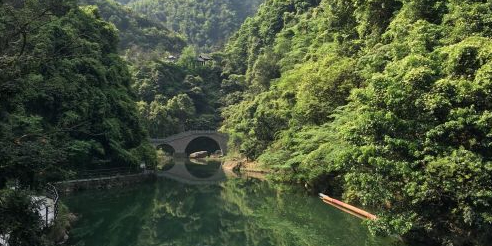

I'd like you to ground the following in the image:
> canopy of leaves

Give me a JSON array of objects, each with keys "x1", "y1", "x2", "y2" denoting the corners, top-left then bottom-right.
[
  {"x1": 0, "y1": 0, "x2": 156, "y2": 188},
  {"x1": 117, "y1": 0, "x2": 264, "y2": 52},
  {"x1": 134, "y1": 50, "x2": 226, "y2": 138},
  {"x1": 79, "y1": 0, "x2": 186, "y2": 61},
  {"x1": 0, "y1": 189, "x2": 47, "y2": 246},
  {"x1": 220, "y1": 0, "x2": 492, "y2": 245}
]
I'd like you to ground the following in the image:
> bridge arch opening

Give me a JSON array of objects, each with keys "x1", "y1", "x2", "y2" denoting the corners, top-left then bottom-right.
[
  {"x1": 157, "y1": 144, "x2": 175, "y2": 156},
  {"x1": 156, "y1": 144, "x2": 175, "y2": 171},
  {"x1": 185, "y1": 136, "x2": 221, "y2": 156}
]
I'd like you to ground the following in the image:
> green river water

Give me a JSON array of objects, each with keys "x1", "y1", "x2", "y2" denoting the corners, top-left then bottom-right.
[{"x1": 65, "y1": 160, "x2": 406, "y2": 246}]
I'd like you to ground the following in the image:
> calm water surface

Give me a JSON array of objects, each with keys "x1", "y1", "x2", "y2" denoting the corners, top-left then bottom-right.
[{"x1": 65, "y1": 160, "x2": 405, "y2": 246}]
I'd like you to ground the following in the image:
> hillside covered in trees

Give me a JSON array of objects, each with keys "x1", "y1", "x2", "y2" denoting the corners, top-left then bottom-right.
[
  {"x1": 132, "y1": 51, "x2": 225, "y2": 138},
  {"x1": 220, "y1": 0, "x2": 492, "y2": 245},
  {"x1": 70, "y1": 0, "x2": 225, "y2": 138},
  {"x1": 79, "y1": 0, "x2": 186, "y2": 61},
  {"x1": 2, "y1": 0, "x2": 492, "y2": 245},
  {"x1": 116, "y1": 0, "x2": 265, "y2": 51},
  {"x1": 0, "y1": 0, "x2": 156, "y2": 244},
  {"x1": 77, "y1": 0, "x2": 261, "y2": 138},
  {"x1": 0, "y1": 0, "x2": 157, "y2": 185}
]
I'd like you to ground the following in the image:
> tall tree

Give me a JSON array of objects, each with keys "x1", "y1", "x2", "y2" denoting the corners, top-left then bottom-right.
[{"x1": 0, "y1": 0, "x2": 156, "y2": 188}]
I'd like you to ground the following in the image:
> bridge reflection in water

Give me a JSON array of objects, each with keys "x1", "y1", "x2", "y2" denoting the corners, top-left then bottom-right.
[{"x1": 157, "y1": 158, "x2": 230, "y2": 185}]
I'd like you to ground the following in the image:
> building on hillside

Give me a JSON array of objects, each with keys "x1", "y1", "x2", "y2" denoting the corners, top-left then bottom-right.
[{"x1": 197, "y1": 54, "x2": 213, "y2": 66}]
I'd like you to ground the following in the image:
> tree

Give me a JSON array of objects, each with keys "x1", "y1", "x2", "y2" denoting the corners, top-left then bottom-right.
[
  {"x1": 0, "y1": 189, "x2": 47, "y2": 246},
  {"x1": 0, "y1": 0, "x2": 156, "y2": 186},
  {"x1": 220, "y1": 0, "x2": 492, "y2": 244}
]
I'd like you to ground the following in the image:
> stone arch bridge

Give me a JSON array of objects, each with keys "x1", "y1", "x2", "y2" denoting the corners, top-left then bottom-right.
[{"x1": 150, "y1": 131, "x2": 228, "y2": 157}]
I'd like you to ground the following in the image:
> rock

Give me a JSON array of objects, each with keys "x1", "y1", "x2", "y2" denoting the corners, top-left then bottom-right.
[
  {"x1": 213, "y1": 150, "x2": 223, "y2": 157},
  {"x1": 189, "y1": 151, "x2": 208, "y2": 159}
]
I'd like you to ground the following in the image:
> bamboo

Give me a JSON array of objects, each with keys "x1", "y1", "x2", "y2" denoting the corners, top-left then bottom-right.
[
  {"x1": 319, "y1": 193, "x2": 377, "y2": 220},
  {"x1": 322, "y1": 200, "x2": 367, "y2": 220}
]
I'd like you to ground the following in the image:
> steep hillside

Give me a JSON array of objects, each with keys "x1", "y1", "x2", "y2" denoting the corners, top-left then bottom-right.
[
  {"x1": 0, "y1": 0, "x2": 156, "y2": 187},
  {"x1": 133, "y1": 49, "x2": 225, "y2": 138},
  {"x1": 78, "y1": 0, "x2": 225, "y2": 138},
  {"x1": 80, "y1": 0, "x2": 186, "y2": 59},
  {"x1": 118, "y1": 0, "x2": 264, "y2": 51},
  {"x1": 221, "y1": 0, "x2": 492, "y2": 245}
]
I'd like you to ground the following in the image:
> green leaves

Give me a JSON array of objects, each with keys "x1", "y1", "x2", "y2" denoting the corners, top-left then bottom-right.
[
  {"x1": 133, "y1": 56, "x2": 225, "y2": 138},
  {"x1": 0, "y1": 189, "x2": 47, "y2": 246},
  {"x1": 121, "y1": 0, "x2": 263, "y2": 52},
  {"x1": 220, "y1": 0, "x2": 492, "y2": 244},
  {"x1": 80, "y1": 0, "x2": 186, "y2": 57},
  {"x1": 0, "y1": 0, "x2": 156, "y2": 187},
  {"x1": 293, "y1": 56, "x2": 360, "y2": 125}
]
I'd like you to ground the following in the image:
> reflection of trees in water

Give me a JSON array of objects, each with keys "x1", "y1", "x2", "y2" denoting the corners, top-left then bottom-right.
[
  {"x1": 219, "y1": 179, "x2": 393, "y2": 246},
  {"x1": 139, "y1": 178, "x2": 392, "y2": 246},
  {"x1": 67, "y1": 183, "x2": 157, "y2": 246},
  {"x1": 156, "y1": 149, "x2": 175, "y2": 171},
  {"x1": 67, "y1": 178, "x2": 398, "y2": 246}
]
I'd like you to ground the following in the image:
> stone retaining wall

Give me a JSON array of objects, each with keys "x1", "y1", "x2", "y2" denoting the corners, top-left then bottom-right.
[{"x1": 54, "y1": 172, "x2": 155, "y2": 195}]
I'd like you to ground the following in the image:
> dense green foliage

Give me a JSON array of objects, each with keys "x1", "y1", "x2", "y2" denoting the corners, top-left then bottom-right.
[
  {"x1": 2, "y1": 0, "x2": 492, "y2": 245},
  {"x1": 76, "y1": 1, "x2": 233, "y2": 137},
  {"x1": 79, "y1": 0, "x2": 186, "y2": 60},
  {"x1": 134, "y1": 50, "x2": 225, "y2": 137},
  {"x1": 0, "y1": 189, "x2": 47, "y2": 246},
  {"x1": 117, "y1": 0, "x2": 264, "y2": 51},
  {"x1": 0, "y1": 0, "x2": 157, "y2": 244},
  {"x1": 0, "y1": 0, "x2": 156, "y2": 185},
  {"x1": 221, "y1": 0, "x2": 492, "y2": 245}
]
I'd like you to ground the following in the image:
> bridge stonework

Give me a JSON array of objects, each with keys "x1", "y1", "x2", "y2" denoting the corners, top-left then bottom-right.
[{"x1": 150, "y1": 131, "x2": 228, "y2": 157}]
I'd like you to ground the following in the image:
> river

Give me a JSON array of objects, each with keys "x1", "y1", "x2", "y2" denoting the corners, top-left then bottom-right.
[{"x1": 65, "y1": 159, "x2": 405, "y2": 246}]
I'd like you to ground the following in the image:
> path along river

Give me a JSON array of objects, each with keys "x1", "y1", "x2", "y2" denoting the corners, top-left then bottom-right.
[{"x1": 65, "y1": 159, "x2": 407, "y2": 246}]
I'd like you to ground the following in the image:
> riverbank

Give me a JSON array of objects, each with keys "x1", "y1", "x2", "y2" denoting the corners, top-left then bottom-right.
[
  {"x1": 46, "y1": 203, "x2": 77, "y2": 245},
  {"x1": 223, "y1": 157, "x2": 271, "y2": 175},
  {"x1": 55, "y1": 172, "x2": 155, "y2": 195}
]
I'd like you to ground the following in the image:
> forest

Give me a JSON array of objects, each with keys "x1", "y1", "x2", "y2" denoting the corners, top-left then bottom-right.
[
  {"x1": 0, "y1": 0, "x2": 157, "y2": 244},
  {"x1": 220, "y1": 0, "x2": 492, "y2": 245},
  {"x1": 119, "y1": 0, "x2": 264, "y2": 51},
  {"x1": 79, "y1": 0, "x2": 256, "y2": 138},
  {"x1": 1, "y1": 0, "x2": 492, "y2": 246},
  {"x1": 0, "y1": 0, "x2": 259, "y2": 244}
]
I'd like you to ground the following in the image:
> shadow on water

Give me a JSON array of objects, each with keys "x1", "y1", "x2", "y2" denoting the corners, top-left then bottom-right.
[
  {"x1": 156, "y1": 158, "x2": 226, "y2": 185},
  {"x1": 65, "y1": 159, "x2": 407, "y2": 246},
  {"x1": 185, "y1": 159, "x2": 222, "y2": 178}
]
